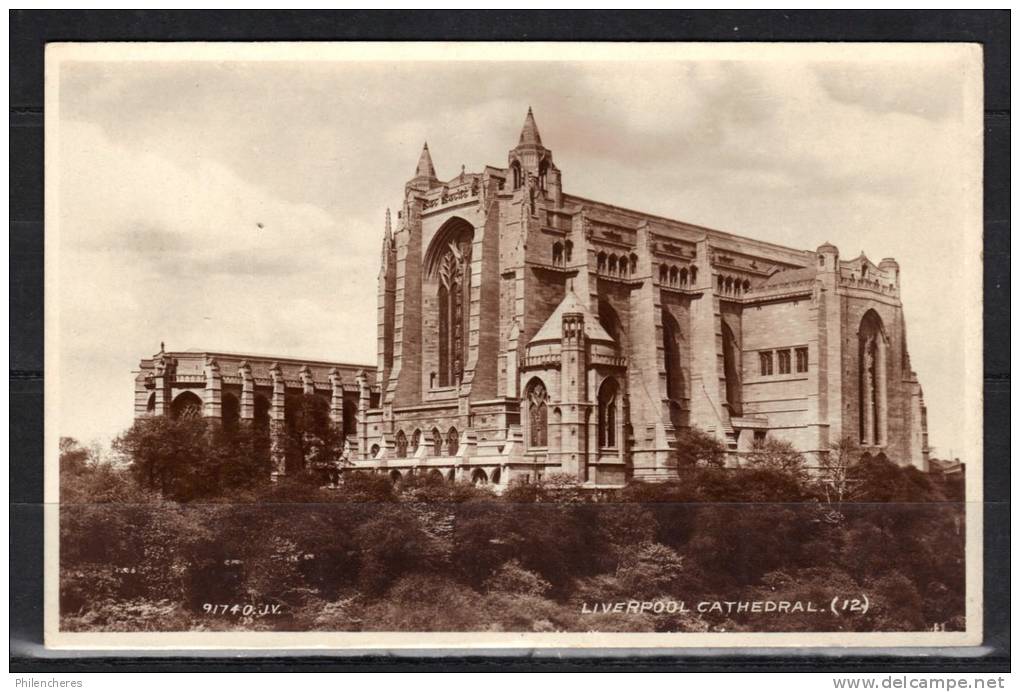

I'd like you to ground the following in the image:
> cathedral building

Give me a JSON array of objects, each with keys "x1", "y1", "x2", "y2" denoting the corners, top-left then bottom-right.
[{"x1": 136, "y1": 109, "x2": 929, "y2": 487}]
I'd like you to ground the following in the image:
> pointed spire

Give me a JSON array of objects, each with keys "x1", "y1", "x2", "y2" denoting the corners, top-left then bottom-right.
[
  {"x1": 518, "y1": 106, "x2": 543, "y2": 147},
  {"x1": 415, "y1": 141, "x2": 437, "y2": 179},
  {"x1": 384, "y1": 207, "x2": 392, "y2": 239}
]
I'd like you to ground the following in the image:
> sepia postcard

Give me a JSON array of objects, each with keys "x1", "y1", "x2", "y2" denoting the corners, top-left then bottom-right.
[{"x1": 44, "y1": 41, "x2": 984, "y2": 651}]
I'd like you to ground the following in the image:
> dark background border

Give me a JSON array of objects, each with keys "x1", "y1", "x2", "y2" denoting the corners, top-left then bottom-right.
[{"x1": 9, "y1": 9, "x2": 1009, "y2": 673}]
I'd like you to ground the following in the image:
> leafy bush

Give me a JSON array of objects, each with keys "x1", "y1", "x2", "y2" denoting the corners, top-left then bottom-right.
[{"x1": 483, "y1": 559, "x2": 552, "y2": 597}]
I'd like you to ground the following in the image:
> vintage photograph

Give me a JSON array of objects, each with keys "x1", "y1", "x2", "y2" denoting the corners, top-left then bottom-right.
[{"x1": 44, "y1": 42, "x2": 983, "y2": 649}]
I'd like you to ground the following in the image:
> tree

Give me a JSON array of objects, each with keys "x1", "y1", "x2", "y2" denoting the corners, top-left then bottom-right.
[
  {"x1": 674, "y1": 427, "x2": 726, "y2": 468},
  {"x1": 818, "y1": 436, "x2": 861, "y2": 506},
  {"x1": 285, "y1": 394, "x2": 343, "y2": 479},
  {"x1": 353, "y1": 509, "x2": 432, "y2": 595},
  {"x1": 114, "y1": 416, "x2": 272, "y2": 502},
  {"x1": 852, "y1": 455, "x2": 944, "y2": 503},
  {"x1": 362, "y1": 574, "x2": 489, "y2": 631},
  {"x1": 60, "y1": 437, "x2": 90, "y2": 475},
  {"x1": 614, "y1": 542, "x2": 687, "y2": 598},
  {"x1": 483, "y1": 559, "x2": 552, "y2": 597},
  {"x1": 746, "y1": 438, "x2": 808, "y2": 480},
  {"x1": 114, "y1": 416, "x2": 212, "y2": 501}
]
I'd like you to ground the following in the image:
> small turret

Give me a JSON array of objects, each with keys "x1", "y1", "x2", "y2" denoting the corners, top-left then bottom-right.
[
  {"x1": 816, "y1": 241, "x2": 839, "y2": 272},
  {"x1": 878, "y1": 257, "x2": 900, "y2": 286},
  {"x1": 508, "y1": 107, "x2": 561, "y2": 203}
]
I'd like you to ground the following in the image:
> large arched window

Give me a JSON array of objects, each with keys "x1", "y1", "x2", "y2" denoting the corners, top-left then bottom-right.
[
  {"x1": 526, "y1": 379, "x2": 549, "y2": 448},
  {"x1": 598, "y1": 378, "x2": 619, "y2": 449},
  {"x1": 859, "y1": 309, "x2": 888, "y2": 446},
  {"x1": 171, "y1": 391, "x2": 202, "y2": 420},
  {"x1": 395, "y1": 430, "x2": 408, "y2": 457},
  {"x1": 446, "y1": 427, "x2": 459, "y2": 456},
  {"x1": 411, "y1": 429, "x2": 422, "y2": 453},
  {"x1": 426, "y1": 219, "x2": 475, "y2": 388},
  {"x1": 431, "y1": 428, "x2": 443, "y2": 456},
  {"x1": 662, "y1": 310, "x2": 685, "y2": 403},
  {"x1": 722, "y1": 322, "x2": 742, "y2": 417}
]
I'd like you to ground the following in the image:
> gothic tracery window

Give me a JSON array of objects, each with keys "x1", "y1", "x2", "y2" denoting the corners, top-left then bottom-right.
[
  {"x1": 859, "y1": 310, "x2": 888, "y2": 446},
  {"x1": 598, "y1": 378, "x2": 619, "y2": 449},
  {"x1": 526, "y1": 380, "x2": 548, "y2": 448},
  {"x1": 436, "y1": 235, "x2": 472, "y2": 387},
  {"x1": 395, "y1": 430, "x2": 408, "y2": 457},
  {"x1": 431, "y1": 428, "x2": 443, "y2": 456},
  {"x1": 447, "y1": 427, "x2": 459, "y2": 456}
]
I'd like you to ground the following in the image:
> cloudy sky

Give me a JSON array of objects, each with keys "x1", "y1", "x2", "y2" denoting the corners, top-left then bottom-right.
[{"x1": 52, "y1": 44, "x2": 981, "y2": 459}]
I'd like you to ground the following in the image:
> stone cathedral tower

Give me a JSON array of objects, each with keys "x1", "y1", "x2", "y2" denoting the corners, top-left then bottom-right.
[
  {"x1": 136, "y1": 109, "x2": 929, "y2": 487},
  {"x1": 355, "y1": 109, "x2": 931, "y2": 488}
]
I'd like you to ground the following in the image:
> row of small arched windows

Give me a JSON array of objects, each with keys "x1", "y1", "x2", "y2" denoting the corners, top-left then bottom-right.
[
  {"x1": 659, "y1": 264, "x2": 698, "y2": 288},
  {"x1": 386, "y1": 466, "x2": 501, "y2": 487},
  {"x1": 551, "y1": 240, "x2": 574, "y2": 266},
  {"x1": 596, "y1": 251, "x2": 639, "y2": 278},
  {"x1": 394, "y1": 427, "x2": 460, "y2": 458},
  {"x1": 717, "y1": 275, "x2": 752, "y2": 296}
]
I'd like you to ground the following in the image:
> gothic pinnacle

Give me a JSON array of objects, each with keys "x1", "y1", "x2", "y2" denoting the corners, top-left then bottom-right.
[
  {"x1": 518, "y1": 106, "x2": 543, "y2": 147},
  {"x1": 415, "y1": 141, "x2": 437, "y2": 179}
]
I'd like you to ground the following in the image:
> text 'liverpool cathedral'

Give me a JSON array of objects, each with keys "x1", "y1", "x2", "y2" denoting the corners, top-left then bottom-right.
[{"x1": 135, "y1": 109, "x2": 930, "y2": 487}]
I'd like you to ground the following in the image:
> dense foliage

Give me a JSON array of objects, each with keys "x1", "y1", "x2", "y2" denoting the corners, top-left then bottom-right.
[{"x1": 59, "y1": 430, "x2": 966, "y2": 634}]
